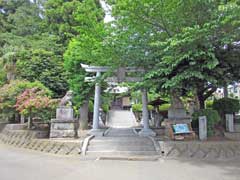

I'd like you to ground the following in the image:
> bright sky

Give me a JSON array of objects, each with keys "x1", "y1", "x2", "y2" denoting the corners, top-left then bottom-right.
[{"x1": 99, "y1": 0, "x2": 115, "y2": 23}]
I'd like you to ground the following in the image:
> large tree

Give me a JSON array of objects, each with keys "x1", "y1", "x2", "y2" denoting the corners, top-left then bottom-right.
[
  {"x1": 108, "y1": 0, "x2": 240, "y2": 109},
  {"x1": 64, "y1": 0, "x2": 109, "y2": 129},
  {"x1": 0, "y1": 0, "x2": 69, "y2": 97}
]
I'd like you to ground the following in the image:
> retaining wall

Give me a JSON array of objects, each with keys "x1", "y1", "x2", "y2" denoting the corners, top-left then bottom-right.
[
  {"x1": 0, "y1": 127, "x2": 82, "y2": 156},
  {"x1": 160, "y1": 141, "x2": 240, "y2": 160}
]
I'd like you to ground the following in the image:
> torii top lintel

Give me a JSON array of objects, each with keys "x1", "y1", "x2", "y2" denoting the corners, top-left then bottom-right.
[{"x1": 81, "y1": 64, "x2": 145, "y2": 73}]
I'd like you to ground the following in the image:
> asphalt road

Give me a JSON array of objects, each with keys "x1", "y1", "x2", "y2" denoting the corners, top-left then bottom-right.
[{"x1": 0, "y1": 143, "x2": 240, "y2": 180}]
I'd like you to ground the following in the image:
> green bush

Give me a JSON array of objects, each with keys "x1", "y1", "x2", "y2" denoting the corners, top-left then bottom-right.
[
  {"x1": 88, "y1": 101, "x2": 94, "y2": 113},
  {"x1": 205, "y1": 100, "x2": 213, "y2": 109},
  {"x1": 159, "y1": 103, "x2": 171, "y2": 111},
  {"x1": 88, "y1": 101, "x2": 109, "y2": 113},
  {"x1": 212, "y1": 98, "x2": 240, "y2": 116},
  {"x1": 102, "y1": 103, "x2": 110, "y2": 113},
  {"x1": 132, "y1": 104, "x2": 153, "y2": 112},
  {"x1": 0, "y1": 80, "x2": 52, "y2": 122},
  {"x1": 192, "y1": 109, "x2": 221, "y2": 136}
]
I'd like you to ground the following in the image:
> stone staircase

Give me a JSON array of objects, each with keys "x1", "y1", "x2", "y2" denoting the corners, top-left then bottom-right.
[
  {"x1": 107, "y1": 110, "x2": 137, "y2": 128},
  {"x1": 84, "y1": 110, "x2": 159, "y2": 157},
  {"x1": 85, "y1": 128, "x2": 159, "y2": 157}
]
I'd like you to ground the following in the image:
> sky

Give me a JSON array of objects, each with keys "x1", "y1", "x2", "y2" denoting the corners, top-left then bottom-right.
[{"x1": 99, "y1": 0, "x2": 115, "y2": 23}]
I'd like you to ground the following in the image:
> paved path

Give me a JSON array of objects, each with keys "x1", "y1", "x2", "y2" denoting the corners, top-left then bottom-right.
[{"x1": 1, "y1": 143, "x2": 240, "y2": 180}]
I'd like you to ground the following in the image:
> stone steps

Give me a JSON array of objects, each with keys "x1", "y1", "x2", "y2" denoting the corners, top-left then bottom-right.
[
  {"x1": 90, "y1": 140, "x2": 154, "y2": 146},
  {"x1": 86, "y1": 128, "x2": 158, "y2": 157},
  {"x1": 107, "y1": 110, "x2": 137, "y2": 128},
  {"x1": 86, "y1": 150, "x2": 158, "y2": 156}
]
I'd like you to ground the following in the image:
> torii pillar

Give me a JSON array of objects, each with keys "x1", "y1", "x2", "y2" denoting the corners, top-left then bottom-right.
[
  {"x1": 81, "y1": 64, "x2": 109, "y2": 136},
  {"x1": 139, "y1": 89, "x2": 156, "y2": 137},
  {"x1": 92, "y1": 71, "x2": 101, "y2": 130}
]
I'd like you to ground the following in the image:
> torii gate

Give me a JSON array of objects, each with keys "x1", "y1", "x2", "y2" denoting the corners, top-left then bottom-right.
[{"x1": 81, "y1": 64, "x2": 156, "y2": 137}]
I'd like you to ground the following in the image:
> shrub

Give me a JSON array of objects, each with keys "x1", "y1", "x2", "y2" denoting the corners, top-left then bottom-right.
[
  {"x1": 212, "y1": 98, "x2": 240, "y2": 116},
  {"x1": 88, "y1": 101, "x2": 94, "y2": 113},
  {"x1": 15, "y1": 88, "x2": 57, "y2": 122},
  {"x1": 0, "y1": 80, "x2": 52, "y2": 122},
  {"x1": 192, "y1": 109, "x2": 221, "y2": 136},
  {"x1": 132, "y1": 103, "x2": 153, "y2": 112},
  {"x1": 102, "y1": 103, "x2": 110, "y2": 113},
  {"x1": 205, "y1": 100, "x2": 213, "y2": 109},
  {"x1": 159, "y1": 103, "x2": 171, "y2": 111}
]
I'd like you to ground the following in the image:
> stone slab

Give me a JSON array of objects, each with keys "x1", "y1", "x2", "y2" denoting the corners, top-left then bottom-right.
[
  {"x1": 226, "y1": 114, "x2": 234, "y2": 132},
  {"x1": 56, "y1": 107, "x2": 74, "y2": 121},
  {"x1": 199, "y1": 116, "x2": 207, "y2": 140},
  {"x1": 50, "y1": 130, "x2": 76, "y2": 138},
  {"x1": 51, "y1": 122, "x2": 75, "y2": 130}
]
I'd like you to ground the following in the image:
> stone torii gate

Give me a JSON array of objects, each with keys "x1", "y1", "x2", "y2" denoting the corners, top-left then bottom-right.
[{"x1": 81, "y1": 64, "x2": 156, "y2": 137}]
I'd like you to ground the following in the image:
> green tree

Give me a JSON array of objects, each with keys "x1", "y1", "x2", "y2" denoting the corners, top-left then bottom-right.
[
  {"x1": 0, "y1": 0, "x2": 69, "y2": 97},
  {"x1": 109, "y1": 0, "x2": 240, "y2": 109},
  {"x1": 64, "y1": 0, "x2": 107, "y2": 129},
  {"x1": 16, "y1": 49, "x2": 68, "y2": 97}
]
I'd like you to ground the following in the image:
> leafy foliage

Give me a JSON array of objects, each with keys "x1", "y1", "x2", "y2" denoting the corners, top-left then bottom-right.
[
  {"x1": 0, "y1": 80, "x2": 52, "y2": 121},
  {"x1": 213, "y1": 98, "x2": 240, "y2": 116},
  {"x1": 16, "y1": 49, "x2": 68, "y2": 97},
  {"x1": 132, "y1": 104, "x2": 153, "y2": 112},
  {"x1": 64, "y1": 0, "x2": 108, "y2": 106},
  {"x1": 109, "y1": 0, "x2": 240, "y2": 105},
  {"x1": 15, "y1": 88, "x2": 58, "y2": 121}
]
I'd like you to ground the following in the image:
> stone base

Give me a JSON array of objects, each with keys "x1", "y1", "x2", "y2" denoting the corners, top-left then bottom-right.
[
  {"x1": 139, "y1": 128, "x2": 156, "y2": 137},
  {"x1": 50, "y1": 119, "x2": 77, "y2": 138},
  {"x1": 87, "y1": 129, "x2": 104, "y2": 136},
  {"x1": 4, "y1": 123, "x2": 27, "y2": 130}
]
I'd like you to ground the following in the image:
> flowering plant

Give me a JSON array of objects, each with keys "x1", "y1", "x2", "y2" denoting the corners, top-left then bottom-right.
[{"x1": 15, "y1": 88, "x2": 58, "y2": 121}]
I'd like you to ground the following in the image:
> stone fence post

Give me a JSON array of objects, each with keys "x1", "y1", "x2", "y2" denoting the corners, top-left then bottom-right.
[
  {"x1": 226, "y1": 114, "x2": 234, "y2": 132},
  {"x1": 199, "y1": 116, "x2": 207, "y2": 140}
]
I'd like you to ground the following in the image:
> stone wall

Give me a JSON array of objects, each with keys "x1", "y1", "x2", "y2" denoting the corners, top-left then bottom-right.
[
  {"x1": 0, "y1": 122, "x2": 7, "y2": 132},
  {"x1": 160, "y1": 141, "x2": 240, "y2": 160},
  {"x1": 0, "y1": 128, "x2": 82, "y2": 156}
]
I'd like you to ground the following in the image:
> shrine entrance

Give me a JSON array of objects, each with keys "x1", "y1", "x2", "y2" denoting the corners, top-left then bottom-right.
[{"x1": 81, "y1": 64, "x2": 156, "y2": 137}]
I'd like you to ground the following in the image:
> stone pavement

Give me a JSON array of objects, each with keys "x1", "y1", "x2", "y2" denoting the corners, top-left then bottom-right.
[{"x1": 0, "y1": 143, "x2": 240, "y2": 180}]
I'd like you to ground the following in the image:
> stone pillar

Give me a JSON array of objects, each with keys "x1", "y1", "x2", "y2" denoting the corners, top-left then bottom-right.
[
  {"x1": 93, "y1": 72, "x2": 101, "y2": 129},
  {"x1": 20, "y1": 115, "x2": 25, "y2": 124},
  {"x1": 139, "y1": 89, "x2": 156, "y2": 137},
  {"x1": 226, "y1": 114, "x2": 234, "y2": 132},
  {"x1": 199, "y1": 116, "x2": 207, "y2": 140},
  {"x1": 89, "y1": 72, "x2": 103, "y2": 136}
]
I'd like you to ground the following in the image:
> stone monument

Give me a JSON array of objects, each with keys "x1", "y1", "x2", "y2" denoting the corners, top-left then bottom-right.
[
  {"x1": 226, "y1": 114, "x2": 234, "y2": 132},
  {"x1": 167, "y1": 90, "x2": 189, "y2": 121},
  {"x1": 199, "y1": 116, "x2": 207, "y2": 140},
  {"x1": 50, "y1": 91, "x2": 77, "y2": 138}
]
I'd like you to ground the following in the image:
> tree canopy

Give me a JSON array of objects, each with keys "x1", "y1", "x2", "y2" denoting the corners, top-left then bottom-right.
[{"x1": 0, "y1": 0, "x2": 240, "y2": 123}]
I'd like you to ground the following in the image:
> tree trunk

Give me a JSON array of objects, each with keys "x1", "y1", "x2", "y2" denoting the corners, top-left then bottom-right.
[
  {"x1": 193, "y1": 90, "x2": 200, "y2": 111},
  {"x1": 223, "y1": 85, "x2": 228, "y2": 98},
  {"x1": 27, "y1": 116, "x2": 32, "y2": 129},
  {"x1": 79, "y1": 100, "x2": 89, "y2": 130},
  {"x1": 198, "y1": 94, "x2": 205, "y2": 109}
]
